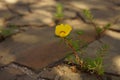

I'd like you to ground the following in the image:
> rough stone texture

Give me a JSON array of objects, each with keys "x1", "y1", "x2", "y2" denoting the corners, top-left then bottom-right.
[
  {"x1": 64, "y1": 19, "x2": 96, "y2": 42},
  {"x1": 7, "y1": 10, "x2": 53, "y2": 25},
  {"x1": 38, "y1": 65, "x2": 120, "y2": 80},
  {"x1": 0, "y1": 25, "x2": 96, "y2": 70},
  {"x1": 58, "y1": 0, "x2": 120, "y2": 26},
  {"x1": 0, "y1": 0, "x2": 120, "y2": 79},
  {"x1": 0, "y1": 27, "x2": 70, "y2": 70},
  {"x1": 0, "y1": 70, "x2": 18, "y2": 80},
  {"x1": 6, "y1": 3, "x2": 31, "y2": 14},
  {"x1": 0, "y1": 64, "x2": 34, "y2": 80},
  {"x1": 84, "y1": 30, "x2": 120, "y2": 74},
  {"x1": 0, "y1": 0, "x2": 119, "y2": 27},
  {"x1": 0, "y1": 63, "x2": 120, "y2": 80},
  {"x1": 0, "y1": 8, "x2": 14, "y2": 22},
  {"x1": 5, "y1": 0, "x2": 56, "y2": 25},
  {"x1": 0, "y1": 70, "x2": 34, "y2": 80},
  {"x1": 64, "y1": 10, "x2": 76, "y2": 19},
  {"x1": 38, "y1": 65, "x2": 97, "y2": 80}
]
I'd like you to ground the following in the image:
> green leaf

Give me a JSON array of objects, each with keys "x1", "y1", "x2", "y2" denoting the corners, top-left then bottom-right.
[
  {"x1": 76, "y1": 30, "x2": 84, "y2": 35},
  {"x1": 96, "y1": 27, "x2": 103, "y2": 34},
  {"x1": 84, "y1": 58, "x2": 96, "y2": 70},
  {"x1": 83, "y1": 9, "x2": 93, "y2": 20},
  {"x1": 94, "y1": 57, "x2": 102, "y2": 66},
  {"x1": 55, "y1": 3, "x2": 64, "y2": 19},
  {"x1": 0, "y1": 29, "x2": 12, "y2": 37},
  {"x1": 0, "y1": 25, "x2": 19, "y2": 37},
  {"x1": 69, "y1": 40, "x2": 80, "y2": 51},
  {"x1": 103, "y1": 23, "x2": 111, "y2": 30},
  {"x1": 97, "y1": 68, "x2": 104, "y2": 75},
  {"x1": 65, "y1": 54, "x2": 77, "y2": 64},
  {"x1": 83, "y1": 57, "x2": 104, "y2": 75},
  {"x1": 57, "y1": 3, "x2": 63, "y2": 13},
  {"x1": 96, "y1": 44, "x2": 109, "y2": 57}
]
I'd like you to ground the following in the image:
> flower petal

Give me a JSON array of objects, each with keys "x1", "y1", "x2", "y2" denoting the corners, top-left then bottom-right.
[{"x1": 55, "y1": 24, "x2": 72, "y2": 37}]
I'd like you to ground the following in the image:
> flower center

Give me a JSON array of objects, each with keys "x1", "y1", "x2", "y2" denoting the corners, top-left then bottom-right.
[{"x1": 60, "y1": 31, "x2": 66, "y2": 34}]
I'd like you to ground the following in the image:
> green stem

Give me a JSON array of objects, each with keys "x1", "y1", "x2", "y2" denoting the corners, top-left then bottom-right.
[{"x1": 63, "y1": 38, "x2": 83, "y2": 66}]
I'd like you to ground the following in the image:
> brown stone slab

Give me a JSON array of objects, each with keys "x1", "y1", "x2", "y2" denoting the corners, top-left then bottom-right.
[
  {"x1": 0, "y1": 27, "x2": 69, "y2": 70},
  {"x1": 16, "y1": 41, "x2": 69, "y2": 71},
  {"x1": 0, "y1": 20, "x2": 97, "y2": 71}
]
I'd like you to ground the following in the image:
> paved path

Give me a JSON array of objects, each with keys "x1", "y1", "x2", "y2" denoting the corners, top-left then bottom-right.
[{"x1": 0, "y1": 0, "x2": 120, "y2": 80}]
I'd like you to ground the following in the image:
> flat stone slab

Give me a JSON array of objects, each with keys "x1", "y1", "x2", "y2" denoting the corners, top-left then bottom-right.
[
  {"x1": 84, "y1": 30, "x2": 120, "y2": 74},
  {"x1": 7, "y1": 10, "x2": 53, "y2": 25},
  {"x1": 0, "y1": 23, "x2": 96, "y2": 70},
  {"x1": 0, "y1": 0, "x2": 119, "y2": 27},
  {"x1": 0, "y1": 27, "x2": 69, "y2": 70}
]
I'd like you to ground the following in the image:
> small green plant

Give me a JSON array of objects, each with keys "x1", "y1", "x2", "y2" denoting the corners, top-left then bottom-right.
[
  {"x1": 55, "y1": 24, "x2": 109, "y2": 75},
  {"x1": 0, "y1": 28, "x2": 13, "y2": 37},
  {"x1": 0, "y1": 25, "x2": 18, "y2": 40},
  {"x1": 54, "y1": 3, "x2": 64, "y2": 19},
  {"x1": 54, "y1": 3, "x2": 64, "y2": 24},
  {"x1": 83, "y1": 44, "x2": 109, "y2": 75},
  {"x1": 83, "y1": 9, "x2": 111, "y2": 39},
  {"x1": 83, "y1": 57, "x2": 104, "y2": 74},
  {"x1": 83, "y1": 9, "x2": 93, "y2": 21},
  {"x1": 96, "y1": 44, "x2": 109, "y2": 57},
  {"x1": 76, "y1": 30, "x2": 84, "y2": 35}
]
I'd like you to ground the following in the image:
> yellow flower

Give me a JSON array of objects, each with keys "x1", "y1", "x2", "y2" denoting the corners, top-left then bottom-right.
[{"x1": 55, "y1": 24, "x2": 72, "y2": 37}]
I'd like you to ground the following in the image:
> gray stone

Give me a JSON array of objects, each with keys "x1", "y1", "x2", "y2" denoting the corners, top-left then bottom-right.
[
  {"x1": 30, "y1": 0, "x2": 56, "y2": 8},
  {"x1": 91, "y1": 8, "x2": 120, "y2": 24},
  {"x1": 39, "y1": 68, "x2": 58, "y2": 80},
  {"x1": 6, "y1": 3, "x2": 31, "y2": 14},
  {"x1": 64, "y1": 10, "x2": 76, "y2": 19},
  {"x1": 84, "y1": 30, "x2": 120, "y2": 74},
  {"x1": 38, "y1": 65, "x2": 98, "y2": 80},
  {"x1": 0, "y1": 7, "x2": 14, "y2": 20},
  {"x1": 38, "y1": 64, "x2": 120, "y2": 80},
  {"x1": 64, "y1": 19, "x2": 96, "y2": 42},
  {"x1": 7, "y1": 10, "x2": 53, "y2": 26},
  {"x1": 0, "y1": 65, "x2": 24, "y2": 80},
  {"x1": 15, "y1": 75, "x2": 34, "y2": 80},
  {"x1": 3, "y1": 0, "x2": 40, "y2": 4},
  {"x1": 60, "y1": 0, "x2": 120, "y2": 25},
  {"x1": 0, "y1": 70, "x2": 16, "y2": 80},
  {"x1": 111, "y1": 76, "x2": 120, "y2": 80}
]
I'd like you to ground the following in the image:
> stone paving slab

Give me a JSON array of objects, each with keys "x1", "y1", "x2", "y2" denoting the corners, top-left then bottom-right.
[
  {"x1": 0, "y1": 61, "x2": 120, "y2": 80},
  {"x1": 7, "y1": 10, "x2": 54, "y2": 25},
  {"x1": 84, "y1": 30, "x2": 120, "y2": 74},
  {"x1": 0, "y1": 0, "x2": 120, "y2": 79},
  {"x1": 0, "y1": 23, "x2": 96, "y2": 70},
  {"x1": 64, "y1": 19, "x2": 96, "y2": 42},
  {"x1": 0, "y1": 0, "x2": 120, "y2": 27},
  {"x1": 0, "y1": 27, "x2": 69, "y2": 69}
]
